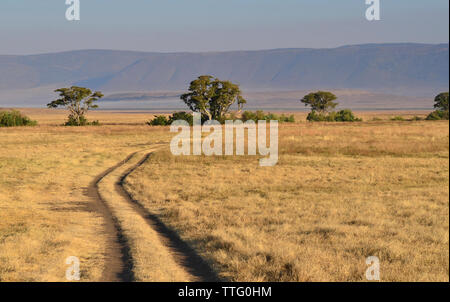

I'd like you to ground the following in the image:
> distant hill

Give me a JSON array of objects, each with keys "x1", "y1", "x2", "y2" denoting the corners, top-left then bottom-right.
[{"x1": 0, "y1": 43, "x2": 448, "y2": 108}]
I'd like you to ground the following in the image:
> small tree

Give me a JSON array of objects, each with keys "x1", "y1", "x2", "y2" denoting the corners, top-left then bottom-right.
[
  {"x1": 300, "y1": 91, "x2": 338, "y2": 114},
  {"x1": 434, "y1": 92, "x2": 449, "y2": 112},
  {"x1": 427, "y1": 92, "x2": 449, "y2": 120},
  {"x1": 180, "y1": 75, "x2": 246, "y2": 121},
  {"x1": 47, "y1": 86, "x2": 103, "y2": 126}
]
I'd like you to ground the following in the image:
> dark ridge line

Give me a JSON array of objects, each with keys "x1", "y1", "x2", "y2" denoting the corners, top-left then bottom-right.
[
  {"x1": 92, "y1": 152, "x2": 138, "y2": 282},
  {"x1": 118, "y1": 152, "x2": 224, "y2": 282}
]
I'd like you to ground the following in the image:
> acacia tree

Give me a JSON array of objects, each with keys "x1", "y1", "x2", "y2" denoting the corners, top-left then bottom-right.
[
  {"x1": 427, "y1": 92, "x2": 449, "y2": 120},
  {"x1": 300, "y1": 91, "x2": 338, "y2": 113},
  {"x1": 180, "y1": 75, "x2": 246, "y2": 121},
  {"x1": 47, "y1": 86, "x2": 103, "y2": 126},
  {"x1": 434, "y1": 92, "x2": 449, "y2": 112}
]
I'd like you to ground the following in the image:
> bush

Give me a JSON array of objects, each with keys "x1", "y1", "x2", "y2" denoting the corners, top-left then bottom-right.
[
  {"x1": 169, "y1": 111, "x2": 193, "y2": 125},
  {"x1": 241, "y1": 111, "x2": 295, "y2": 123},
  {"x1": 426, "y1": 110, "x2": 449, "y2": 120},
  {"x1": 64, "y1": 115, "x2": 100, "y2": 126},
  {"x1": 306, "y1": 111, "x2": 328, "y2": 122},
  {"x1": 147, "y1": 115, "x2": 170, "y2": 126},
  {"x1": 334, "y1": 109, "x2": 362, "y2": 122},
  {"x1": 241, "y1": 111, "x2": 263, "y2": 122},
  {"x1": 147, "y1": 111, "x2": 295, "y2": 126},
  {"x1": 307, "y1": 109, "x2": 361, "y2": 122},
  {"x1": 284, "y1": 114, "x2": 296, "y2": 123},
  {"x1": 147, "y1": 112, "x2": 199, "y2": 126},
  {"x1": 65, "y1": 115, "x2": 85, "y2": 126},
  {"x1": 390, "y1": 116, "x2": 406, "y2": 121},
  {"x1": 0, "y1": 110, "x2": 37, "y2": 127}
]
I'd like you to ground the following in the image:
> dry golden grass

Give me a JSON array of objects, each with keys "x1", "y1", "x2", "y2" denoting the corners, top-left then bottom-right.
[
  {"x1": 10, "y1": 108, "x2": 165, "y2": 126},
  {"x1": 125, "y1": 120, "x2": 449, "y2": 282},
  {"x1": 0, "y1": 108, "x2": 448, "y2": 282},
  {"x1": 0, "y1": 110, "x2": 171, "y2": 281}
]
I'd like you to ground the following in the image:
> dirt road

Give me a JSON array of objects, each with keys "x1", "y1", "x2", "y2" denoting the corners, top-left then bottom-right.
[{"x1": 91, "y1": 146, "x2": 220, "y2": 281}]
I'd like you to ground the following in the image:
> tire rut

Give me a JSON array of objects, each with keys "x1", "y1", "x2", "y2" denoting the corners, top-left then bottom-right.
[
  {"x1": 94, "y1": 146, "x2": 220, "y2": 281},
  {"x1": 88, "y1": 152, "x2": 138, "y2": 281},
  {"x1": 119, "y1": 152, "x2": 222, "y2": 282}
]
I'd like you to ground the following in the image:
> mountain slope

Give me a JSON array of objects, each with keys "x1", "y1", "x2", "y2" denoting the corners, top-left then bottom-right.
[{"x1": 0, "y1": 44, "x2": 448, "y2": 102}]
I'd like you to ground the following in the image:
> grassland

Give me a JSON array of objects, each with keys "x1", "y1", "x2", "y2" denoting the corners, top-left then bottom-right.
[
  {"x1": 0, "y1": 109, "x2": 448, "y2": 281},
  {"x1": 125, "y1": 120, "x2": 449, "y2": 282},
  {"x1": 0, "y1": 110, "x2": 170, "y2": 281}
]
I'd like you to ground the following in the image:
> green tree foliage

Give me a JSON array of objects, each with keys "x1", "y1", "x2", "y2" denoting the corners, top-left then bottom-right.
[
  {"x1": 0, "y1": 110, "x2": 37, "y2": 127},
  {"x1": 426, "y1": 110, "x2": 449, "y2": 120},
  {"x1": 147, "y1": 112, "x2": 195, "y2": 126},
  {"x1": 434, "y1": 92, "x2": 449, "y2": 112},
  {"x1": 241, "y1": 111, "x2": 295, "y2": 123},
  {"x1": 47, "y1": 86, "x2": 103, "y2": 126},
  {"x1": 427, "y1": 92, "x2": 449, "y2": 120},
  {"x1": 147, "y1": 110, "x2": 294, "y2": 126},
  {"x1": 334, "y1": 109, "x2": 362, "y2": 122},
  {"x1": 301, "y1": 91, "x2": 361, "y2": 122},
  {"x1": 180, "y1": 75, "x2": 246, "y2": 121},
  {"x1": 168, "y1": 111, "x2": 194, "y2": 125},
  {"x1": 147, "y1": 115, "x2": 170, "y2": 126},
  {"x1": 307, "y1": 109, "x2": 361, "y2": 122},
  {"x1": 300, "y1": 91, "x2": 338, "y2": 113}
]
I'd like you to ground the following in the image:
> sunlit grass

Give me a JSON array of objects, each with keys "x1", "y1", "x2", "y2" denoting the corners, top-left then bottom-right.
[
  {"x1": 125, "y1": 120, "x2": 449, "y2": 281},
  {"x1": 0, "y1": 109, "x2": 448, "y2": 281}
]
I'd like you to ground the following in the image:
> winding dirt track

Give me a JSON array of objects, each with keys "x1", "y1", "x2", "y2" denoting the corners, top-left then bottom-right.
[{"x1": 90, "y1": 146, "x2": 220, "y2": 282}]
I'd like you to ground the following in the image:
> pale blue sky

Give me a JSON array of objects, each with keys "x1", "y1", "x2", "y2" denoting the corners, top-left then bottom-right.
[{"x1": 0, "y1": 0, "x2": 448, "y2": 54}]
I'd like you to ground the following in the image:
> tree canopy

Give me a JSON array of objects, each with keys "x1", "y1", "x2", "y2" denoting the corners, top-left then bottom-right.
[
  {"x1": 434, "y1": 92, "x2": 449, "y2": 112},
  {"x1": 426, "y1": 92, "x2": 449, "y2": 120},
  {"x1": 180, "y1": 75, "x2": 246, "y2": 121},
  {"x1": 47, "y1": 86, "x2": 103, "y2": 126},
  {"x1": 300, "y1": 91, "x2": 338, "y2": 113}
]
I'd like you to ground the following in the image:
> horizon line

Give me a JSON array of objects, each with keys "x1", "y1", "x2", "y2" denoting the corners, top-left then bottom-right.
[{"x1": 1, "y1": 42, "x2": 448, "y2": 57}]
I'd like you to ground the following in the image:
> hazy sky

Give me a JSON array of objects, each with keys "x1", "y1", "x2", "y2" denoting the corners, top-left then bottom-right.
[{"x1": 0, "y1": 0, "x2": 448, "y2": 55}]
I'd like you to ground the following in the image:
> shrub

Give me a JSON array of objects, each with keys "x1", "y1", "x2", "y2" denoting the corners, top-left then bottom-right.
[
  {"x1": 390, "y1": 116, "x2": 406, "y2": 121},
  {"x1": 147, "y1": 111, "x2": 295, "y2": 126},
  {"x1": 426, "y1": 110, "x2": 449, "y2": 120},
  {"x1": 168, "y1": 111, "x2": 194, "y2": 125},
  {"x1": 64, "y1": 115, "x2": 100, "y2": 126},
  {"x1": 65, "y1": 115, "x2": 87, "y2": 126},
  {"x1": 272, "y1": 113, "x2": 295, "y2": 123},
  {"x1": 0, "y1": 110, "x2": 37, "y2": 127},
  {"x1": 334, "y1": 109, "x2": 362, "y2": 122},
  {"x1": 307, "y1": 109, "x2": 361, "y2": 122},
  {"x1": 307, "y1": 111, "x2": 328, "y2": 122},
  {"x1": 148, "y1": 112, "x2": 201, "y2": 126},
  {"x1": 241, "y1": 111, "x2": 263, "y2": 122},
  {"x1": 241, "y1": 111, "x2": 295, "y2": 123},
  {"x1": 284, "y1": 114, "x2": 296, "y2": 123},
  {"x1": 147, "y1": 115, "x2": 170, "y2": 126}
]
